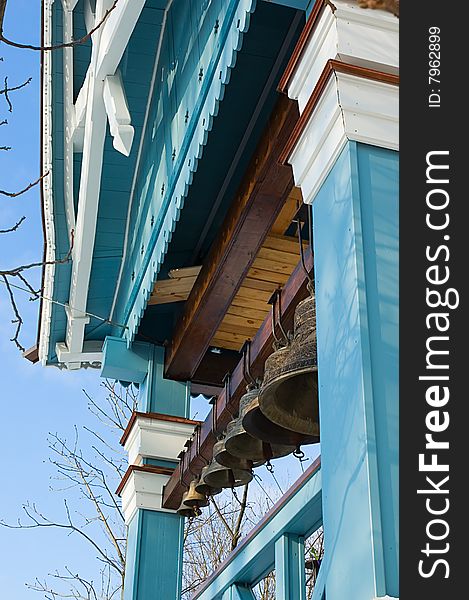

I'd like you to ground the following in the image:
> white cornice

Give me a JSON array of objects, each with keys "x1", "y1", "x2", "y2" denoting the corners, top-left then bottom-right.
[
  {"x1": 288, "y1": 0, "x2": 398, "y2": 112},
  {"x1": 124, "y1": 414, "x2": 197, "y2": 466},
  {"x1": 120, "y1": 469, "x2": 175, "y2": 524},
  {"x1": 288, "y1": 71, "x2": 398, "y2": 205}
]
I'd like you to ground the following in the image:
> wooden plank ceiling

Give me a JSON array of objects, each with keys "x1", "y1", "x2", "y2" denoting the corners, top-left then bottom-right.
[{"x1": 149, "y1": 187, "x2": 305, "y2": 351}]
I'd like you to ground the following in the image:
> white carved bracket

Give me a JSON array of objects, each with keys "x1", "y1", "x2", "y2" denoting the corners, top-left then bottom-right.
[{"x1": 103, "y1": 72, "x2": 135, "y2": 156}]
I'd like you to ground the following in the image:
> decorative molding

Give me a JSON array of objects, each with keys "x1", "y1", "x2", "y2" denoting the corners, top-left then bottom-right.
[
  {"x1": 117, "y1": 465, "x2": 176, "y2": 523},
  {"x1": 121, "y1": 411, "x2": 200, "y2": 466},
  {"x1": 39, "y1": 0, "x2": 55, "y2": 366},
  {"x1": 118, "y1": 0, "x2": 257, "y2": 346},
  {"x1": 55, "y1": 0, "x2": 146, "y2": 369},
  {"x1": 280, "y1": 0, "x2": 398, "y2": 110},
  {"x1": 56, "y1": 340, "x2": 103, "y2": 369},
  {"x1": 282, "y1": 61, "x2": 398, "y2": 205}
]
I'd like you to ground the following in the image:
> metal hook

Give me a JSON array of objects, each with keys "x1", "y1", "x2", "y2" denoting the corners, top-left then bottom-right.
[
  {"x1": 240, "y1": 340, "x2": 256, "y2": 388},
  {"x1": 268, "y1": 289, "x2": 288, "y2": 346},
  {"x1": 294, "y1": 218, "x2": 314, "y2": 293},
  {"x1": 222, "y1": 372, "x2": 236, "y2": 418},
  {"x1": 293, "y1": 446, "x2": 308, "y2": 462},
  {"x1": 266, "y1": 460, "x2": 274, "y2": 474},
  {"x1": 195, "y1": 425, "x2": 210, "y2": 465},
  {"x1": 184, "y1": 437, "x2": 197, "y2": 479},
  {"x1": 178, "y1": 449, "x2": 189, "y2": 489},
  {"x1": 276, "y1": 291, "x2": 289, "y2": 342}
]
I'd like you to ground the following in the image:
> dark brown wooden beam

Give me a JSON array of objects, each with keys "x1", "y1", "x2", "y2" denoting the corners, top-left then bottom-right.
[
  {"x1": 164, "y1": 95, "x2": 299, "y2": 381},
  {"x1": 162, "y1": 247, "x2": 313, "y2": 509},
  {"x1": 192, "y1": 348, "x2": 241, "y2": 388}
]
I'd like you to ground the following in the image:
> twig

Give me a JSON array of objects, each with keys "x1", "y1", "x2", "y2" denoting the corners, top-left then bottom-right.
[
  {"x1": 1, "y1": 75, "x2": 32, "y2": 112},
  {"x1": 0, "y1": 215, "x2": 25, "y2": 233},
  {"x1": 0, "y1": 0, "x2": 119, "y2": 51},
  {"x1": 1, "y1": 274, "x2": 24, "y2": 350},
  {"x1": 0, "y1": 170, "x2": 48, "y2": 197}
]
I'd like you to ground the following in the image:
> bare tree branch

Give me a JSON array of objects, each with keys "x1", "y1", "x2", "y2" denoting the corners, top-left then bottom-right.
[
  {"x1": 0, "y1": 0, "x2": 119, "y2": 51},
  {"x1": 0, "y1": 215, "x2": 25, "y2": 233},
  {"x1": 1, "y1": 273, "x2": 24, "y2": 350},
  {"x1": 1, "y1": 75, "x2": 32, "y2": 111},
  {"x1": 0, "y1": 170, "x2": 48, "y2": 198}
]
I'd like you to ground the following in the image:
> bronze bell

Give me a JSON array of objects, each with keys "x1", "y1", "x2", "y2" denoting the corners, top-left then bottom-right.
[
  {"x1": 225, "y1": 387, "x2": 296, "y2": 461},
  {"x1": 177, "y1": 490, "x2": 202, "y2": 518},
  {"x1": 259, "y1": 293, "x2": 320, "y2": 441},
  {"x1": 183, "y1": 478, "x2": 209, "y2": 508},
  {"x1": 203, "y1": 457, "x2": 253, "y2": 489},
  {"x1": 213, "y1": 431, "x2": 254, "y2": 471},
  {"x1": 242, "y1": 394, "x2": 311, "y2": 447},
  {"x1": 194, "y1": 464, "x2": 222, "y2": 497}
]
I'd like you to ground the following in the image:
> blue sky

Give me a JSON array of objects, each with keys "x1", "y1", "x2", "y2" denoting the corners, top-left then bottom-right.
[
  {"x1": 0, "y1": 2, "x2": 110, "y2": 598},
  {"x1": 0, "y1": 2, "x2": 319, "y2": 597}
]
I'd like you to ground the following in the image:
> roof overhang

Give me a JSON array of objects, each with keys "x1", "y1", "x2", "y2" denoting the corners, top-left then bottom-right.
[{"x1": 39, "y1": 0, "x2": 169, "y2": 368}]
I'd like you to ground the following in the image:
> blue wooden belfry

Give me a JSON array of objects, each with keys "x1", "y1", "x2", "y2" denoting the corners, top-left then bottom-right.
[{"x1": 36, "y1": 0, "x2": 399, "y2": 598}]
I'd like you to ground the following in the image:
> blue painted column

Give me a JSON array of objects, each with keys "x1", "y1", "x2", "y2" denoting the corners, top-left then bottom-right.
[
  {"x1": 311, "y1": 142, "x2": 399, "y2": 600},
  {"x1": 275, "y1": 533, "x2": 306, "y2": 600},
  {"x1": 221, "y1": 584, "x2": 257, "y2": 600},
  {"x1": 101, "y1": 339, "x2": 190, "y2": 600}
]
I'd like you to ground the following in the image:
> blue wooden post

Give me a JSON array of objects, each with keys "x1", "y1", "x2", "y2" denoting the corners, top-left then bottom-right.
[
  {"x1": 222, "y1": 584, "x2": 257, "y2": 600},
  {"x1": 102, "y1": 338, "x2": 190, "y2": 600},
  {"x1": 312, "y1": 142, "x2": 399, "y2": 599},
  {"x1": 275, "y1": 533, "x2": 306, "y2": 600}
]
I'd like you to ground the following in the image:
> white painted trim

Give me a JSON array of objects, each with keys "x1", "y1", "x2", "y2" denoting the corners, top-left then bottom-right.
[
  {"x1": 62, "y1": 2, "x2": 76, "y2": 237},
  {"x1": 96, "y1": 0, "x2": 146, "y2": 79},
  {"x1": 71, "y1": 69, "x2": 89, "y2": 151},
  {"x1": 288, "y1": 72, "x2": 398, "y2": 205},
  {"x1": 56, "y1": 341, "x2": 103, "y2": 370},
  {"x1": 39, "y1": 0, "x2": 55, "y2": 366},
  {"x1": 124, "y1": 415, "x2": 197, "y2": 466},
  {"x1": 121, "y1": 470, "x2": 175, "y2": 524},
  {"x1": 57, "y1": 0, "x2": 147, "y2": 369},
  {"x1": 288, "y1": 0, "x2": 398, "y2": 112},
  {"x1": 103, "y1": 72, "x2": 135, "y2": 156}
]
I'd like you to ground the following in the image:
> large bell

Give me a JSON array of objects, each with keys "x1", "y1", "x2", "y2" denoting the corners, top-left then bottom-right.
[
  {"x1": 177, "y1": 490, "x2": 202, "y2": 518},
  {"x1": 203, "y1": 457, "x2": 253, "y2": 489},
  {"x1": 259, "y1": 293, "x2": 320, "y2": 440},
  {"x1": 194, "y1": 464, "x2": 222, "y2": 497},
  {"x1": 225, "y1": 387, "x2": 296, "y2": 461},
  {"x1": 213, "y1": 432, "x2": 254, "y2": 470}
]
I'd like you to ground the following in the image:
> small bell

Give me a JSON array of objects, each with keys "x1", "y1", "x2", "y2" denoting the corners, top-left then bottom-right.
[
  {"x1": 177, "y1": 490, "x2": 202, "y2": 518},
  {"x1": 195, "y1": 464, "x2": 222, "y2": 497},
  {"x1": 183, "y1": 478, "x2": 209, "y2": 508},
  {"x1": 259, "y1": 292, "x2": 320, "y2": 440}
]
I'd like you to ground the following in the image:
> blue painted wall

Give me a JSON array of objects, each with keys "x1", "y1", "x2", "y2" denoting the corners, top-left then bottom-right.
[
  {"x1": 124, "y1": 510, "x2": 185, "y2": 600},
  {"x1": 312, "y1": 142, "x2": 398, "y2": 599}
]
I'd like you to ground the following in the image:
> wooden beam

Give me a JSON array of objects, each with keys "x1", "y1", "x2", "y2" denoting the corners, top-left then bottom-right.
[
  {"x1": 162, "y1": 247, "x2": 313, "y2": 509},
  {"x1": 164, "y1": 95, "x2": 299, "y2": 380}
]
